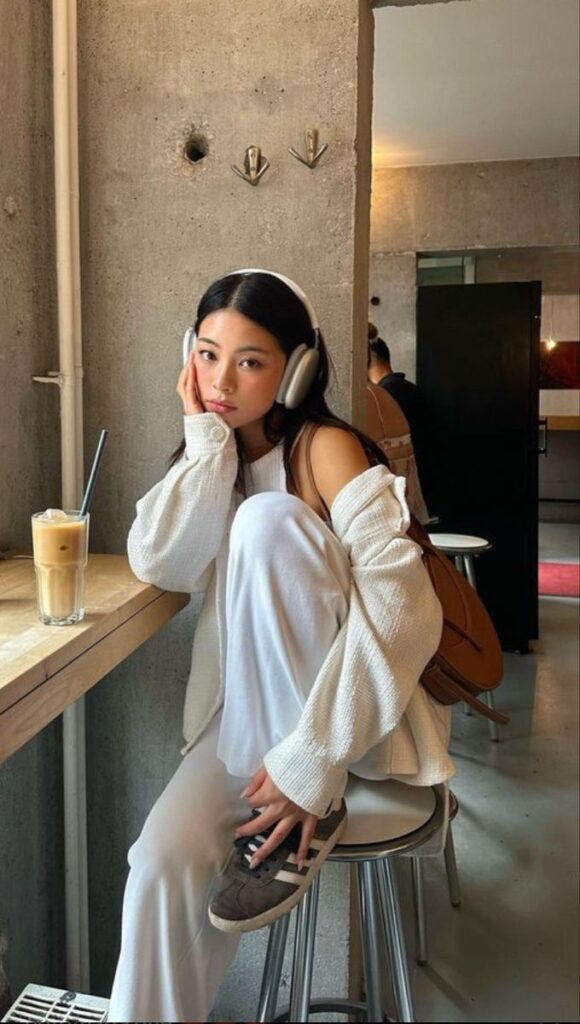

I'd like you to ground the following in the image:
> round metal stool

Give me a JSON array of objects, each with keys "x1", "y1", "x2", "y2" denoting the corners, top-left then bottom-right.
[
  {"x1": 255, "y1": 777, "x2": 449, "y2": 1024},
  {"x1": 428, "y1": 532, "x2": 501, "y2": 741},
  {"x1": 411, "y1": 789, "x2": 461, "y2": 967}
]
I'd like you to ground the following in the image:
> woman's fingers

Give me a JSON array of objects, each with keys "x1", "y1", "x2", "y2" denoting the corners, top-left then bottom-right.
[
  {"x1": 297, "y1": 815, "x2": 318, "y2": 867},
  {"x1": 249, "y1": 819, "x2": 295, "y2": 868},
  {"x1": 176, "y1": 355, "x2": 204, "y2": 415},
  {"x1": 235, "y1": 805, "x2": 281, "y2": 839},
  {"x1": 176, "y1": 362, "x2": 189, "y2": 401},
  {"x1": 189, "y1": 360, "x2": 203, "y2": 412},
  {"x1": 246, "y1": 771, "x2": 285, "y2": 810},
  {"x1": 186, "y1": 358, "x2": 203, "y2": 414},
  {"x1": 243, "y1": 766, "x2": 267, "y2": 800}
]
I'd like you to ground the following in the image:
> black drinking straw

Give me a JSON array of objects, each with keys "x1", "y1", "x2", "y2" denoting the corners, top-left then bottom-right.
[{"x1": 80, "y1": 429, "x2": 109, "y2": 516}]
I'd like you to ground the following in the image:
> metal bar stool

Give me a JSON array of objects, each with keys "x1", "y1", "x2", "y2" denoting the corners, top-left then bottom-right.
[
  {"x1": 256, "y1": 776, "x2": 450, "y2": 1023},
  {"x1": 410, "y1": 789, "x2": 461, "y2": 966},
  {"x1": 428, "y1": 531, "x2": 502, "y2": 742}
]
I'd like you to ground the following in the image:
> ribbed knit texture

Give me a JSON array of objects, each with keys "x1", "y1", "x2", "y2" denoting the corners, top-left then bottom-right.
[{"x1": 127, "y1": 414, "x2": 455, "y2": 817}]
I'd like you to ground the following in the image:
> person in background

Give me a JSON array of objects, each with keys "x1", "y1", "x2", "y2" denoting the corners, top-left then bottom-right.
[
  {"x1": 367, "y1": 324, "x2": 432, "y2": 511},
  {"x1": 366, "y1": 380, "x2": 430, "y2": 523}
]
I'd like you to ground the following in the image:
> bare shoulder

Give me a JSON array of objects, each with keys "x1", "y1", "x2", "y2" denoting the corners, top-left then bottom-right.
[{"x1": 309, "y1": 425, "x2": 371, "y2": 510}]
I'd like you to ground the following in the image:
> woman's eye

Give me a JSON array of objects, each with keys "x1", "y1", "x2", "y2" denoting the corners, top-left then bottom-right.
[
  {"x1": 241, "y1": 358, "x2": 262, "y2": 369},
  {"x1": 198, "y1": 349, "x2": 216, "y2": 361}
]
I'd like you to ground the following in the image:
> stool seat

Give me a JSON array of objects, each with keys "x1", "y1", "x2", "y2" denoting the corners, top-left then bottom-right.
[
  {"x1": 340, "y1": 776, "x2": 436, "y2": 847},
  {"x1": 428, "y1": 531, "x2": 491, "y2": 555},
  {"x1": 257, "y1": 780, "x2": 450, "y2": 1023}
]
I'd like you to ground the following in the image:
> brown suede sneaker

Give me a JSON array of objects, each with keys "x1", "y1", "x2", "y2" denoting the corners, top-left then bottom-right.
[{"x1": 208, "y1": 799, "x2": 347, "y2": 934}]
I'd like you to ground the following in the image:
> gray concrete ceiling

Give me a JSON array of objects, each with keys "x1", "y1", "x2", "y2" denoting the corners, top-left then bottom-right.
[{"x1": 373, "y1": 0, "x2": 580, "y2": 166}]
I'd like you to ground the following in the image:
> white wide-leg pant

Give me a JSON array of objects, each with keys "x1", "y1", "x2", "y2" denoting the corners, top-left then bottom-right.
[{"x1": 108, "y1": 493, "x2": 353, "y2": 1023}]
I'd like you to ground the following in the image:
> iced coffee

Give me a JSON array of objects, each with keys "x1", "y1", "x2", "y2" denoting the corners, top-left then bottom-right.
[{"x1": 31, "y1": 510, "x2": 90, "y2": 625}]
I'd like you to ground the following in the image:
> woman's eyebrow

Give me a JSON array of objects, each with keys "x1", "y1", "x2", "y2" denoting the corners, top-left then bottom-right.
[{"x1": 197, "y1": 337, "x2": 271, "y2": 354}]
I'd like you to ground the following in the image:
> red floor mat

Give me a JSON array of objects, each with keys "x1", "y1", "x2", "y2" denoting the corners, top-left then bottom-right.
[{"x1": 538, "y1": 562, "x2": 580, "y2": 597}]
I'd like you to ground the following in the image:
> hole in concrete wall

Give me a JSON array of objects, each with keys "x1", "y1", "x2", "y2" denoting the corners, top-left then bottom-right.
[
  {"x1": 184, "y1": 133, "x2": 208, "y2": 164},
  {"x1": 370, "y1": 295, "x2": 381, "y2": 306}
]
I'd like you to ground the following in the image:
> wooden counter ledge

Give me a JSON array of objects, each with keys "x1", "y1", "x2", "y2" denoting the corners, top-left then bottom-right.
[{"x1": 0, "y1": 554, "x2": 189, "y2": 763}]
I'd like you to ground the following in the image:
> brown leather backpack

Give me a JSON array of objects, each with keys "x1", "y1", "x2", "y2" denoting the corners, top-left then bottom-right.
[
  {"x1": 407, "y1": 517, "x2": 508, "y2": 724},
  {"x1": 302, "y1": 425, "x2": 507, "y2": 724}
]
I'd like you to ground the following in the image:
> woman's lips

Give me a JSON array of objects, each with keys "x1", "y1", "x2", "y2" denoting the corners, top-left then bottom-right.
[{"x1": 206, "y1": 399, "x2": 237, "y2": 413}]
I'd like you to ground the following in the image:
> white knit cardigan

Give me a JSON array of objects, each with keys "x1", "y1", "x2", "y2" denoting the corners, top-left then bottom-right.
[{"x1": 127, "y1": 413, "x2": 455, "y2": 817}]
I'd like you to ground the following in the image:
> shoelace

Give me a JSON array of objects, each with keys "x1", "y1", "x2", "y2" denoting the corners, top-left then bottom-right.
[{"x1": 234, "y1": 810, "x2": 301, "y2": 879}]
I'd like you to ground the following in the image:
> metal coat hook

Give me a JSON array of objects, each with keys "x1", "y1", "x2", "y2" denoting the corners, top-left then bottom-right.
[
  {"x1": 231, "y1": 145, "x2": 270, "y2": 186},
  {"x1": 289, "y1": 128, "x2": 328, "y2": 169}
]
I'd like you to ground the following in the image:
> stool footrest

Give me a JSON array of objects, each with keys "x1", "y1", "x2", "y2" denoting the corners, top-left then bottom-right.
[{"x1": 274, "y1": 996, "x2": 372, "y2": 1021}]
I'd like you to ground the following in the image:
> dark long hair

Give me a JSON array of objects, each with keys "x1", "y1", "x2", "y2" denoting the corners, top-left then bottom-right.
[{"x1": 170, "y1": 272, "x2": 389, "y2": 489}]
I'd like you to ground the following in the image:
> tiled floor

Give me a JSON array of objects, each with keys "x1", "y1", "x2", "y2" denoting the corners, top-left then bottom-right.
[
  {"x1": 538, "y1": 521, "x2": 580, "y2": 564},
  {"x1": 401, "y1": 521, "x2": 580, "y2": 1022}
]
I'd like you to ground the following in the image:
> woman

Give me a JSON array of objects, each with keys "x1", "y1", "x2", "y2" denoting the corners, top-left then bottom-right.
[{"x1": 108, "y1": 269, "x2": 454, "y2": 1023}]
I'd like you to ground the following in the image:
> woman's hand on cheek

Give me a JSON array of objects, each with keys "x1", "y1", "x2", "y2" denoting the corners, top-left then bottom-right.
[
  {"x1": 176, "y1": 355, "x2": 205, "y2": 416},
  {"x1": 235, "y1": 765, "x2": 319, "y2": 869}
]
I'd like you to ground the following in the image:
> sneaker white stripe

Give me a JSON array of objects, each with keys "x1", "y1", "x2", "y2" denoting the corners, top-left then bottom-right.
[
  {"x1": 286, "y1": 852, "x2": 314, "y2": 867},
  {"x1": 275, "y1": 869, "x2": 305, "y2": 886},
  {"x1": 308, "y1": 838, "x2": 325, "y2": 851}
]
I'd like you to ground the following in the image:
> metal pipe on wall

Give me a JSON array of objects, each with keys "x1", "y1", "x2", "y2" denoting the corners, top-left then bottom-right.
[{"x1": 52, "y1": 0, "x2": 90, "y2": 991}]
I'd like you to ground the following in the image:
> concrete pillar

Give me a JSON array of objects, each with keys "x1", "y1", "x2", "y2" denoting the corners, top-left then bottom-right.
[
  {"x1": 0, "y1": 0, "x2": 65, "y2": 1002},
  {"x1": 75, "y1": 0, "x2": 373, "y2": 1011},
  {"x1": 369, "y1": 252, "x2": 417, "y2": 378}
]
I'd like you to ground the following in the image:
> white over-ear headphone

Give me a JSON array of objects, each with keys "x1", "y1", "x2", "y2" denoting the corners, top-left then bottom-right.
[{"x1": 181, "y1": 268, "x2": 321, "y2": 410}]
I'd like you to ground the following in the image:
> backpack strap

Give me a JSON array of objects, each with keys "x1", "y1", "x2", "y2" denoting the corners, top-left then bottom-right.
[{"x1": 367, "y1": 383, "x2": 388, "y2": 436}]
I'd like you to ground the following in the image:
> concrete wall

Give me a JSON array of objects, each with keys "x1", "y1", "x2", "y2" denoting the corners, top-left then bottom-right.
[
  {"x1": 5, "y1": 0, "x2": 375, "y2": 1015},
  {"x1": 476, "y1": 250, "x2": 580, "y2": 294},
  {"x1": 369, "y1": 157, "x2": 580, "y2": 375},
  {"x1": 371, "y1": 157, "x2": 579, "y2": 254},
  {"x1": 0, "y1": 0, "x2": 66, "y2": 1000},
  {"x1": 79, "y1": 0, "x2": 372, "y2": 1009}
]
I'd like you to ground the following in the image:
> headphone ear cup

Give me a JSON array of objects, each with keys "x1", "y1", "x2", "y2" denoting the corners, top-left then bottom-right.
[
  {"x1": 280, "y1": 347, "x2": 320, "y2": 410},
  {"x1": 276, "y1": 345, "x2": 307, "y2": 406},
  {"x1": 182, "y1": 326, "x2": 197, "y2": 367}
]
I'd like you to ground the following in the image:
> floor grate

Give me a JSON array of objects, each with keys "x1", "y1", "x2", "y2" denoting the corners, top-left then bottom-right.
[{"x1": 2, "y1": 985, "x2": 109, "y2": 1023}]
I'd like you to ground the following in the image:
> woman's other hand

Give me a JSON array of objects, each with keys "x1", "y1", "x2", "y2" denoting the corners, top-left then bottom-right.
[
  {"x1": 176, "y1": 354, "x2": 205, "y2": 416},
  {"x1": 235, "y1": 765, "x2": 319, "y2": 869}
]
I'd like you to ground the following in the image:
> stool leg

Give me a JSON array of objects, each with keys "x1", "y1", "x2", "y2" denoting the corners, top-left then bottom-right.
[
  {"x1": 288, "y1": 873, "x2": 320, "y2": 1023},
  {"x1": 410, "y1": 858, "x2": 428, "y2": 966},
  {"x1": 357, "y1": 862, "x2": 386, "y2": 1023},
  {"x1": 444, "y1": 824, "x2": 462, "y2": 908},
  {"x1": 463, "y1": 554, "x2": 503, "y2": 740},
  {"x1": 484, "y1": 691, "x2": 500, "y2": 742},
  {"x1": 376, "y1": 860, "x2": 415, "y2": 1023},
  {"x1": 464, "y1": 553, "x2": 477, "y2": 590},
  {"x1": 256, "y1": 912, "x2": 291, "y2": 1022},
  {"x1": 458, "y1": 558, "x2": 473, "y2": 715}
]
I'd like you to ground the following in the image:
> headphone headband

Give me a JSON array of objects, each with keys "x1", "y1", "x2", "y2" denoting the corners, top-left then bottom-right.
[
  {"x1": 182, "y1": 268, "x2": 320, "y2": 377},
  {"x1": 226, "y1": 267, "x2": 320, "y2": 335}
]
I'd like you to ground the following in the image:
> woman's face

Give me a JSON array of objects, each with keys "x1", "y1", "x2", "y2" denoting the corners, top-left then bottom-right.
[{"x1": 194, "y1": 308, "x2": 287, "y2": 430}]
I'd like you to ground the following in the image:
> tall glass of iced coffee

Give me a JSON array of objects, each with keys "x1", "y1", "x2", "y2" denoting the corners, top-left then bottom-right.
[{"x1": 31, "y1": 510, "x2": 90, "y2": 625}]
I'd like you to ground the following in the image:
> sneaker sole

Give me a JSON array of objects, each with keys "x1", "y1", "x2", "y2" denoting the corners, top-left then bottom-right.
[{"x1": 208, "y1": 814, "x2": 347, "y2": 934}]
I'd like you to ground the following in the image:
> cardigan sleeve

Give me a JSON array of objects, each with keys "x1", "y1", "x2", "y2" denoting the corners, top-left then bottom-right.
[
  {"x1": 127, "y1": 413, "x2": 238, "y2": 593},
  {"x1": 263, "y1": 466, "x2": 443, "y2": 817}
]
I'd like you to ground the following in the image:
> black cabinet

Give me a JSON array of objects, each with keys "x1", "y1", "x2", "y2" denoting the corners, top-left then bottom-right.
[{"x1": 417, "y1": 282, "x2": 541, "y2": 651}]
